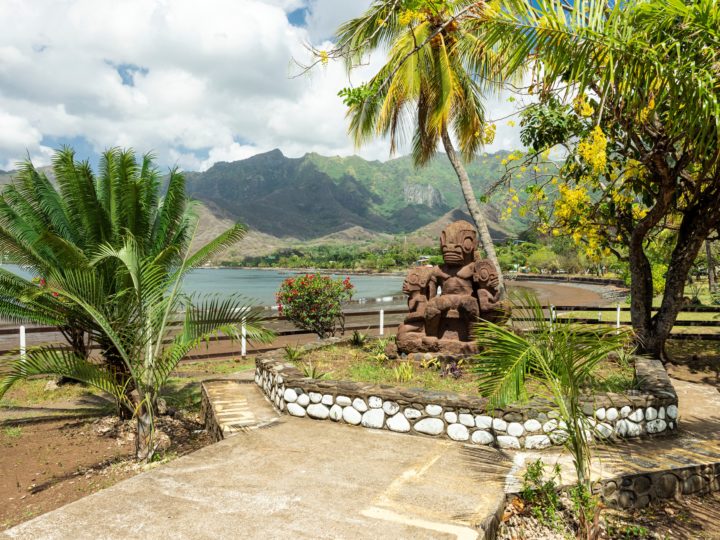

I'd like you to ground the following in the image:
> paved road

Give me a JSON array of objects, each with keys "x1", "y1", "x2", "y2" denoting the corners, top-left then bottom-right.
[{"x1": 2, "y1": 390, "x2": 511, "y2": 540}]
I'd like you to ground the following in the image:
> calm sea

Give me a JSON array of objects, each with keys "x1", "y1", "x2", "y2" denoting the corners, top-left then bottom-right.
[{"x1": 2, "y1": 265, "x2": 404, "y2": 307}]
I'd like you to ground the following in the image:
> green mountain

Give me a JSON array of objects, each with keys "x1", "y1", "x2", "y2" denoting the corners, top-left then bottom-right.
[{"x1": 185, "y1": 148, "x2": 526, "y2": 242}]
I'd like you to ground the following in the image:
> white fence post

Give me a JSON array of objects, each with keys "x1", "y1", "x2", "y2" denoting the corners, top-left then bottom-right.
[
  {"x1": 241, "y1": 319, "x2": 247, "y2": 357},
  {"x1": 616, "y1": 304, "x2": 621, "y2": 329},
  {"x1": 550, "y1": 305, "x2": 555, "y2": 328},
  {"x1": 379, "y1": 309, "x2": 385, "y2": 336},
  {"x1": 597, "y1": 311, "x2": 602, "y2": 322},
  {"x1": 20, "y1": 325, "x2": 26, "y2": 361}
]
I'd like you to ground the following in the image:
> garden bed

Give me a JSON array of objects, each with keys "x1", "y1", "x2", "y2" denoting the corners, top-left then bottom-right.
[
  {"x1": 255, "y1": 339, "x2": 679, "y2": 451},
  {"x1": 293, "y1": 342, "x2": 637, "y2": 396}
]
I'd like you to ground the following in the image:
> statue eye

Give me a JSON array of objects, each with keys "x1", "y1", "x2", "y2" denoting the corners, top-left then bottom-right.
[{"x1": 462, "y1": 237, "x2": 474, "y2": 251}]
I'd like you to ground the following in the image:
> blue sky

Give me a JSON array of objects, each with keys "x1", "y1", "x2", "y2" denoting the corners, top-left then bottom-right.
[{"x1": 0, "y1": 0, "x2": 523, "y2": 172}]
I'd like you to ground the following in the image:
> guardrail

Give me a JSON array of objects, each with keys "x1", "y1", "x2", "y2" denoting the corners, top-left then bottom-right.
[
  {"x1": 541, "y1": 304, "x2": 720, "y2": 341},
  {"x1": 1, "y1": 303, "x2": 718, "y2": 364}
]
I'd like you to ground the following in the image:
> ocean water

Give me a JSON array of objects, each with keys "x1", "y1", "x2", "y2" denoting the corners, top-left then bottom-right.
[{"x1": 2, "y1": 265, "x2": 404, "y2": 307}]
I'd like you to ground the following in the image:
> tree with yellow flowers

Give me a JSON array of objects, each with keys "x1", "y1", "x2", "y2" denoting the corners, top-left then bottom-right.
[{"x1": 479, "y1": 0, "x2": 720, "y2": 359}]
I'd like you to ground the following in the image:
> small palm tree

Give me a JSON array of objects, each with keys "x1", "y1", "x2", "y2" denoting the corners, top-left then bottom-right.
[
  {"x1": 0, "y1": 230, "x2": 273, "y2": 461},
  {"x1": 475, "y1": 291, "x2": 629, "y2": 538},
  {"x1": 335, "y1": 1, "x2": 515, "y2": 293},
  {"x1": 0, "y1": 147, "x2": 211, "y2": 414}
]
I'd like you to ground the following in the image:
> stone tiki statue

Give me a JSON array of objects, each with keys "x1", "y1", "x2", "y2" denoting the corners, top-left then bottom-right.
[{"x1": 396, "y1": 220, "x2": 507, "y2": 356}]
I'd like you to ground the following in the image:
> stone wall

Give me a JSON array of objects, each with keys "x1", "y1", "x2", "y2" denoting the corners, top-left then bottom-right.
[
  {"x1": 600, "y1": 462, "x2": 720, "y2": 509},
  {"x1": 255, "y1": 344, "x2": 678, "y2": 451}
]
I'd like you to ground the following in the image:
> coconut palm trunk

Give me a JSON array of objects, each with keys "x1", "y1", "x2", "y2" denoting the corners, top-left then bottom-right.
[{"x1": 441, "y1": 127, "x2": 505, "y2": 295}]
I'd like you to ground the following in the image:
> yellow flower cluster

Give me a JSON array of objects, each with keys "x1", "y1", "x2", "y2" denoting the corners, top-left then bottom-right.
[
  {"x1": 573, "y1": 95, "x2": 594, "y2": 117},
  {"x1": 625, "y1": 158, "x2": 647, "y2": 180},
  {"x1": 500, "y1": 187, "x2": 520, "y2": 221},
  {"x1": 577, "y1": 126, "x2": 607, "y2": 174},
  {"x1": 632, "y1": 204, "x2": 648, "y2": 220},
  {"x1": 550, "y1": 182, "x2": 614, "y2": 260},
  {"x1": 475, "y1": 123, "x2": 496, "y2": 144},
  {"x1": 319, "y1": 50, "x2": 329, "y2": 65},
  {"x1": 638, "y1": 97, "x2": 655, "y2": 123},
  {"x1": 398, "y1": 9, "x2": 424, "y2": 26},
  {"x1": 483, "y1": 125, "x2": 496, "y2": 144},
  {"x1": 554, "y1": 184, "x2": 590, "y2": 222},
  {"x1": 610, "y1": 188, "x2": 633, "y2": 206}
]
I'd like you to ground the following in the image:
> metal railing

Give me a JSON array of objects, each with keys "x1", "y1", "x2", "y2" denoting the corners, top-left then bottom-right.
[{"x1": 1, "y1": 303, "x2": 719, "y2": 364}]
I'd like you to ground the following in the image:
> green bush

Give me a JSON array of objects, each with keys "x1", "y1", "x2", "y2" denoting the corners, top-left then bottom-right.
[{"x1": 276, "y1": 274, "x2": 354, "y2": 338}]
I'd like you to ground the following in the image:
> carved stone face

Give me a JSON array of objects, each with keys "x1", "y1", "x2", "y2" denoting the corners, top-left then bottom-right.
[
  {"x1": 473, "y1": 259, "x2": 499, "y2": 293},
  {"x1": 440, "y1": 220, "x2": 477, "y2": 266},
  {"x1": 402, "y1": 267, "x2": 432, "y2": 294}
]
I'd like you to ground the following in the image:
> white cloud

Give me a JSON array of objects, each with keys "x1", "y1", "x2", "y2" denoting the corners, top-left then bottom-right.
[{"x1": 0, "y1": 0, "x2": 524, "y2": 172}]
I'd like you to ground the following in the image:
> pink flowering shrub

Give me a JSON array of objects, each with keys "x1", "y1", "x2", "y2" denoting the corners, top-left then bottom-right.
[{"x1": 276, "y1": 274, "x2": 353, "y2": 338}]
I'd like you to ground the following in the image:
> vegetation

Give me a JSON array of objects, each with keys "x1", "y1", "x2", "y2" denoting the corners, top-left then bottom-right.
[
  {"x1": 240, "y1": 242, "x2": 442, "y2": 271},
  {"x1": 0, "y1": 147, "x2": 273, "y2": 461},
  {"x1": 478, "y1": 0, "x2": 720, "y2": 358},
  {"x1": 293, "y1": 335, "x2": 633, "y2": 398},
  {"x1": 475, "y1": 291, "x2": 630, "y2": 538},
  {"x1": 0, "y1": 148, "x2": 203, "y2": 414},
  {"x1": 276, "y1": 274, "x2": 354, "y2": 338},
  {"x1": 185, "y1": 149, "x2": 530, "y2": 245},
  {"x1": 322, "y1": 0, "x2": 719, "y2": 361},
  {"x1": 0, "y1": 231, "x2": 271, "y2": 461}
]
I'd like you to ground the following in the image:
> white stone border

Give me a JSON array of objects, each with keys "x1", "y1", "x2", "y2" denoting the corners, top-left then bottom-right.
[{"x1": 255, "y1": 350, "x2": 678, "y2": 451}]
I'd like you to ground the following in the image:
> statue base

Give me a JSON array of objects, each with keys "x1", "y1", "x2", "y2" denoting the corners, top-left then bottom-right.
[{"x1": 395, "y1": 333, "x2": 478, "y2": 356}]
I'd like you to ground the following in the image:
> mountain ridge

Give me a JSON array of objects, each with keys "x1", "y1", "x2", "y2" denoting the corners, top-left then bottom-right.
[{"x1": 184, "y1": 148, "x2": 525, "y2": 245}]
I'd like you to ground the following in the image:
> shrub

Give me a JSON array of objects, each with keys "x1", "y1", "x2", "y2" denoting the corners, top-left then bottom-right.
[
  {"x1": 276, "y1": 274, "x2": 353, "y2": 338},
  {"x1": 350, "y1": 330, "x2": 369, "y2": 348}
]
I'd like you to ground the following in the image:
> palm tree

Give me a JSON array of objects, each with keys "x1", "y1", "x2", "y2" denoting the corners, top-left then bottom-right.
[
  {"x1": 475, "y1": 291, "x2": 629, "y2": 538},
  {"x1": 0, "y1": 147, "x2": 241, "y2": 414},
  {"x1": 335, "y1": 1, "x2": 512, "y2": 293},
  {"x1": 0, "y1": 228, "x2": 272, "y2": 461}
]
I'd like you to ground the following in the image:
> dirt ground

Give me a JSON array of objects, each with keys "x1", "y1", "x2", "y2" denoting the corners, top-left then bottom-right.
[
  {"x1": 0, "y1": 414, "x2": 210, "y2": 531},
  {"x1": 512, "y1": 281, "x2": 615, "y2": 307},
  {"x1": 499, "y1": 492, "x2": 720, "y2": 539},
  {"x1": 666, "y1": 341, "x2": 720, "y2": 390}
]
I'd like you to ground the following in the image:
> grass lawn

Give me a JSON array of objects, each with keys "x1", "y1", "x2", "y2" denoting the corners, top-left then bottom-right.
[
  {"x1": 1, "y1": 358, "x2": 255, "y2": 415},
  {"x1": 0, "y1": 379, "x2": 104, "y2": 409},
  {"x1": 294, "y1": 342, "x2": 636, "y2": 398}
]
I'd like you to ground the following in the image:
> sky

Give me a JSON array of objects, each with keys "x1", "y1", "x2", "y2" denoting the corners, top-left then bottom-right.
[{"x1": 0, "y1": 0, "x2": 524, "y2": 172}]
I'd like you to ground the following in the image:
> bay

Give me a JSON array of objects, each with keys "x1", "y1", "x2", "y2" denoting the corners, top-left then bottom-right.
[{"x1": 1, "y1": 265, "x2": 404, "y2": 307}]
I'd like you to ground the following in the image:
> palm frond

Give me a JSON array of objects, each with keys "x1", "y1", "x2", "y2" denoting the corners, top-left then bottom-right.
[{"x1": 0, "y1": 346, "x2": 125, "y2": 404}]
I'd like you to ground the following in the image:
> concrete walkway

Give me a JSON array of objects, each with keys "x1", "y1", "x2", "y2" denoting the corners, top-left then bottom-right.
[
  {"x1": 5, "y1": 372, "x2": 718, "y2": 539},
  {"x1": 505, "y1": 377, "x2": 720, "y2": 491},
  {"x1": 2, "y1": 395, "x2": 510, "y2": 540}
]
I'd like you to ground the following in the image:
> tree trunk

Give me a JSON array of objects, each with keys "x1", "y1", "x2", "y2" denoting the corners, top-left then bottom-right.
[
  {"x1": 628, "y1": 235, "x2": 654, "y2": 353},
  {"x1": 440, "y1": 127, "x2": 505, "y2": 296},
  {"x1": 707, "y1": 240, "x2": 716, "y2": 291},
  {"x1": 133, "y1": 391, "x2": 156, "y2": 462},
  {"x1": 643, "y1": 212, "x2": 710, "y2": 359}
]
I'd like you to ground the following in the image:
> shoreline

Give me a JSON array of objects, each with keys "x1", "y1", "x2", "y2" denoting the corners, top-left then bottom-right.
[{"x1": 202, "y1": 265, "x2": 406, "y2": 277}]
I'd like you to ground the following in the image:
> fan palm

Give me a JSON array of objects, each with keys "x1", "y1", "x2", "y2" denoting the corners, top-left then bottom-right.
[
  {"x1": 335, "y1": 1, "x2": 515, "y2": 292},
  {"x1": 0, "y1": 147, "x2": 211, "y2": 413},
  {"x1": 0, "y1": 229, "x2": 273, "y2": 461}
]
